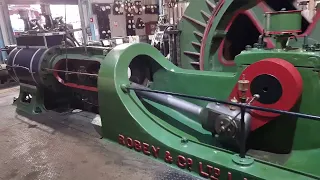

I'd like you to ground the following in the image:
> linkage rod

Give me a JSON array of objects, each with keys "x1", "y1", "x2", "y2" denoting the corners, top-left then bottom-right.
[
  {"x1": 43, "y1": 68, "x2": 98, "y2": 76},
  {"x1": 240, "y1": 106, "x2": 246, "y2": 158}
]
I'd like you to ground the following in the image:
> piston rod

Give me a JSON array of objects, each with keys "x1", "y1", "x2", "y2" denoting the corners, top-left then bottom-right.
[
  {"x1": 131, "y1": 83, "x2": 203, "y2": 117},
  {"x1": 130, "y1": 83, "x2": 252, "y2": 145}
]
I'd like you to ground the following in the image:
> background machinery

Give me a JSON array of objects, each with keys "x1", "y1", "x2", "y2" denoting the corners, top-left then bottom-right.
[
  {"x1": 0, "y1": 4, "x2": 80, "y2": 87},
  {"x1": 154, "y1": 0, "x2": 320, "y2": 72},
  {"x1": 8, "y1": 0, "x2": 320, "y2": 179},
  {"x1": 15, "y1": 4, "x2": 80, "y2": 47}
]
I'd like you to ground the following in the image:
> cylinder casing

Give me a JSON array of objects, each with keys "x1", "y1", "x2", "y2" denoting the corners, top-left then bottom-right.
[{"x1": 7, "y1": 47, "x2": 47, "y2": 86}]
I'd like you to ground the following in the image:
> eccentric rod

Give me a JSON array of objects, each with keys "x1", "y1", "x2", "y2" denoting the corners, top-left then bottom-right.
[{"x1": 126, "y1": 84, "x2": 320, "y2": 121}]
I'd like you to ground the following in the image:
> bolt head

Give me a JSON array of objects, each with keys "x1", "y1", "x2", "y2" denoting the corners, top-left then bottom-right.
[
  {"x1": 181, "y1": 137, "x2": 188, "y2": 144},
  {"x1": 245, "y1": 45, "x2": 252, "y2": 50}
]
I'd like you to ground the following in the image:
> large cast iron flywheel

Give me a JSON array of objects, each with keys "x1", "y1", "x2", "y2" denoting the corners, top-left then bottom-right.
[
  {"x1": 179, "y1": 0, "x2": 274, "y2": 72},
  {"x1": 197, "y1": 0, "x2": 277, "y2": 71},
  {"x1": 179, "y1": 0, "x2": 320, "y2": 72}
]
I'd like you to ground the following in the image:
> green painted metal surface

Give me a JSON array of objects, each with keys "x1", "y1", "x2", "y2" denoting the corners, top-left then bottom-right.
[
  {"x1": 236, "y1": 49, "x2": 320, "y2": 176},
  {"x1": 94, "y1": 2, "x2": 320, "y2": 178},
  {"x1": 265, "y1": 11, "x2": 302, "y2": 34},
  {"x1": 15, "y1": 84, "x2": 46, "y2": 115},
  {"x1": 10, "y1": 0, "x2": 320, "y2": 179},
  {"x1": 98, "y1": 42, "x2": 320, "y2": 179}
]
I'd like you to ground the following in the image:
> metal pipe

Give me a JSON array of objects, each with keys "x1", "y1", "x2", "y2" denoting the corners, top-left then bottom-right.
[
  {"x1": 176, "y1": 30, "x2": 181, "y2": 66},
  {"x1": 240, "y1": 106, "x2": 246, "y2": 158},
  {"x1": 131, "y1": 83, "x2": 203, "y2": 117},
  {"x1": 127, "y1": 85, "x2": 320, "y2": 121},
  {"x1": 0, "y1": 22, "x2": 6, "y2": 63},
  {"x1": 0, "y1": 0, "x2": 15, "y2": 44},
  {"x1": 159, "y1": 0, "x2": 164, "y2": 16},
  {"x1": 168, "y1": 33, "x2": 173, "y2": 62},
  {"x1": 172, "y1": 5, "x2": 176, "y2": 25},
  {"x1": 78, "y1": 0, "x2": 88, "y2": 53},
  {"x1": 87, "y1": 0, "x2": 96, "y2": 41}
]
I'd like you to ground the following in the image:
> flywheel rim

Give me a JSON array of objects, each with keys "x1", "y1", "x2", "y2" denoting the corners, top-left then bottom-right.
[
  {"x1": 199, "y1": 0, "x2": 225, "y2": 71},
  {"x1": 181, "y1": 0, "x2": 276, "y2": 71},
  {"x1": 199, "y1": 0, "x2": 275, "y2": 71}
]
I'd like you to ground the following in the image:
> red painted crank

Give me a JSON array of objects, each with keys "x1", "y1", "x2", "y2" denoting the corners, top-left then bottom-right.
[{"x1": 228, "y1": 58, "x2": 303, "y2": 130}]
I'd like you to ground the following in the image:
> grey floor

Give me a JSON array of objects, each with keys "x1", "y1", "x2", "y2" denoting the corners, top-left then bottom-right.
[{"x1": 0, "y1": 86, "x2": 201, "y2": 180}]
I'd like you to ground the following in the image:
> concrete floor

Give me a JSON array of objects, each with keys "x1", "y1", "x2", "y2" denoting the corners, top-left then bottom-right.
[{"x1": 0, "y1": 86, "x2": 201, "y2": 180}]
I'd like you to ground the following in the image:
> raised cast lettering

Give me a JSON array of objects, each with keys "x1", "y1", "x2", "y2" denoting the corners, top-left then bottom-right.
[
  {"x1": 207, "y1": 165, "x2": 216, "y2": 180},
  {"x1": 177, "y1": 155, "x2": 186, "y2": 168},
  {"x1": 126, "y1": 137, "x2": 134, "y2": 148},
  {"x1": 187, "y1": 158, "x2": 193, "y2": 171},
  {"x1": 151, "y1": 146, "x2": 160, "y2": 158},
  {"x1": 118, "y1": 134, "x2": 125, "y2": 145},
  {"x1": 118, "y1": 135, "x2": 248, "y2": 180},
  {"x1": 165, "y1": 151, "x2": 173, "y2": 163},
  {"x1": 134, "y1": 140, "x2": 141, "y2": 151},
  {"x1": 205, "y1": 165, "x2": 221, "y2": 180},
  {"x1": 199, "y1": 162, "x2": 209, "y2": 178},
  {"x1": 142, "y1": 143, "x2": 151, "y2": 155},
  {"x1": 211, "y1": 167, "x2": 220, "y2": 180},
  {"x1": 228, "y1": 172, "x2": 232, "y2": 180}
]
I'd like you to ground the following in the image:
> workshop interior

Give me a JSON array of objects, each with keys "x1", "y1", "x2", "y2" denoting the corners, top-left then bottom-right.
[{"x1": 1, "y1": 0, "x2": 320, "y2": 179}]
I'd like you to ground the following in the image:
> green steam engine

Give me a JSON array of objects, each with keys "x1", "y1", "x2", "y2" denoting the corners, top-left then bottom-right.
[{"x1": 7, "y1": 0, "x2": 320, "y2": 179}]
